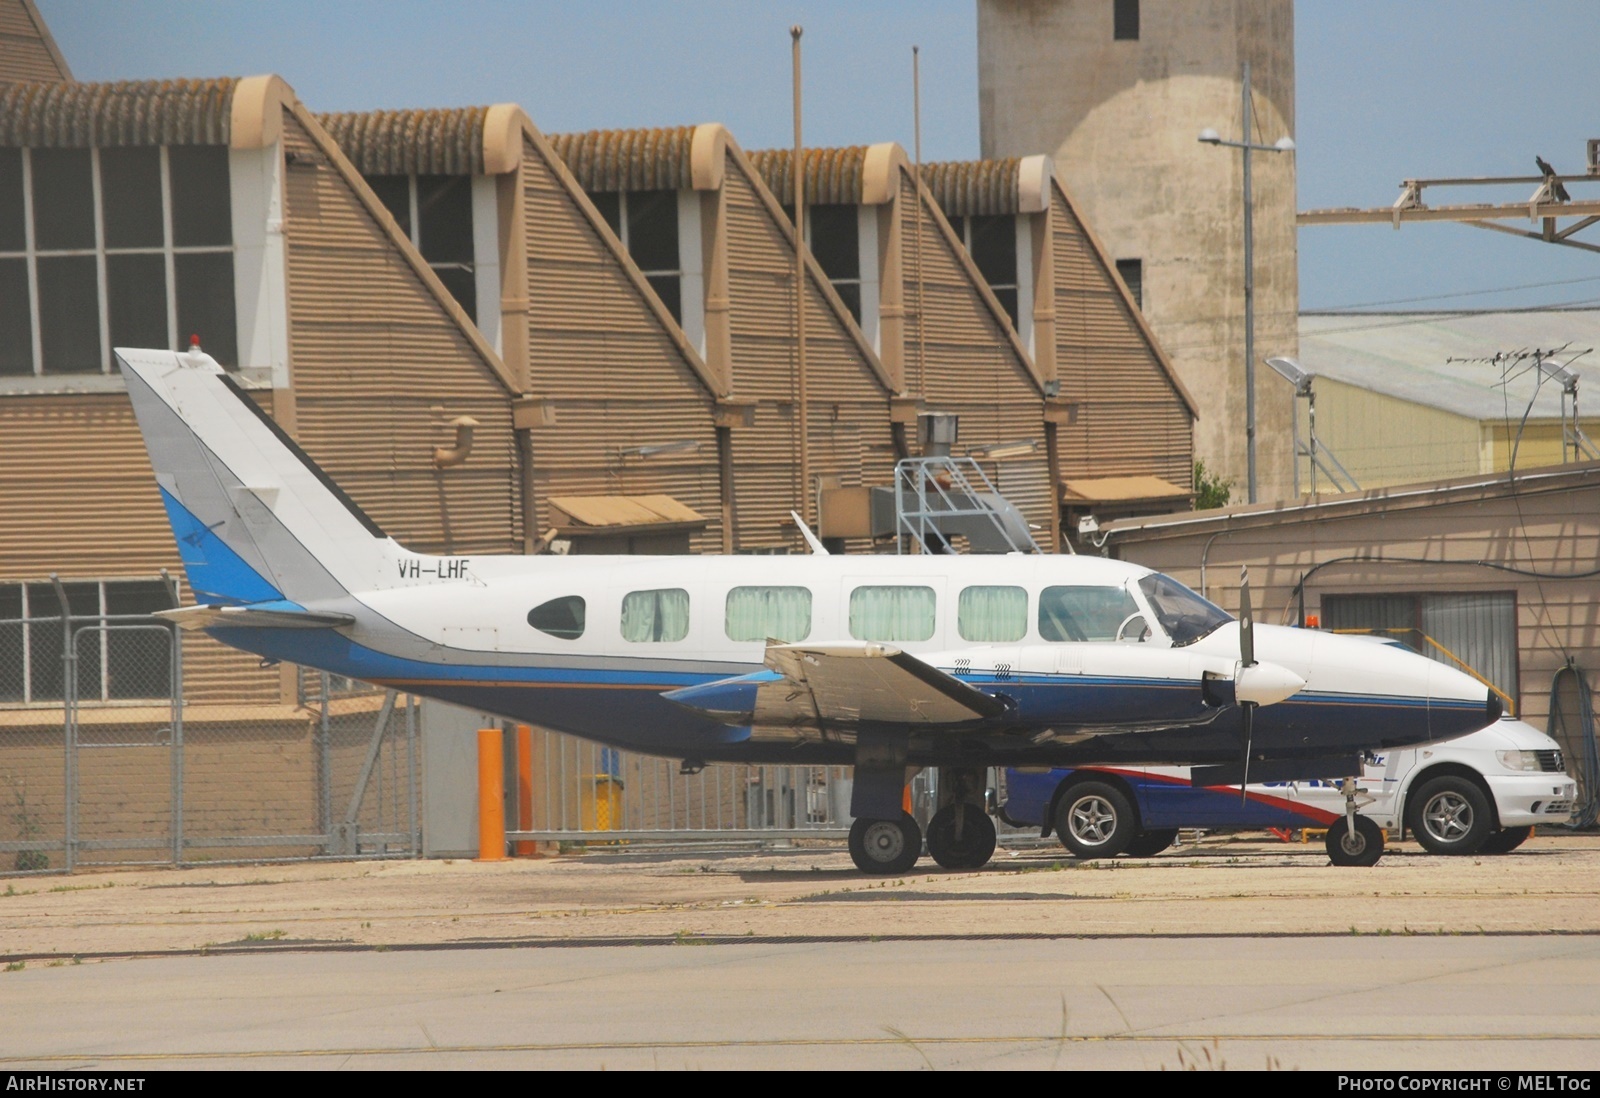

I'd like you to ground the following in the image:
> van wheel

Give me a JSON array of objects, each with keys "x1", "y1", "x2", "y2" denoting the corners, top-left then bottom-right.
[
  {"x1": 1479, "y1": 826, "x2": 1533, "y2": 854},
  {"x1": 1124, "y1": 828, "x2": 1179, "y2": 857},
  {"x1": 1408, "y1": 776, "x2": 1492, "y2": 855},
  {"x1": 1055, "y1": 781, "x2": 1136, "y2": 859},
  {"x1": 1325, "y1": 815, "x2": 1384, "y2": 866}
]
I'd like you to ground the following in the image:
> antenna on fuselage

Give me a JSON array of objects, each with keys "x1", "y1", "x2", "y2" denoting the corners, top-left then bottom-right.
[{"x1": 791, "y1": 511, "x2": 829, "y2": 555}]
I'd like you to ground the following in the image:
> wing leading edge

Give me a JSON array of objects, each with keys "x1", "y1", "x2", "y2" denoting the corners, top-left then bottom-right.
[{"x1": 665, "y1": 641, "x2": 1011, "y2": 729}]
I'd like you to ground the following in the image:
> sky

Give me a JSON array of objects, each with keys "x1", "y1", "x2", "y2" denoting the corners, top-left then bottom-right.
[{"x1": 36, "y1": 0, "x2": 1600, "y2": 314}]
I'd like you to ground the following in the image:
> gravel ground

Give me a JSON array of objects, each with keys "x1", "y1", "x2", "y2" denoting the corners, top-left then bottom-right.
[{"x1": 3, "y1": 830, "x2": 1597, "y2": 962}]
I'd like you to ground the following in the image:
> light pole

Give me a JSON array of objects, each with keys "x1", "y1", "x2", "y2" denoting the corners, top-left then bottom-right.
[{"x1": 1199, "y1": 60, "x2": 1294, "y2": 504}]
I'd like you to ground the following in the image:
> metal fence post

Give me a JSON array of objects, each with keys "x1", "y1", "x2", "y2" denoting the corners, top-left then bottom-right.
[
  {"x1": 318, "y1": 671, "x2": 332, "y2": 851},
  {"x1": 170, "y1": 624, "x2": 184, "y2": 865},
  {"x1": 49, "y1": 576, "x2": 75, "y2": 872},
  {"x1": 406, "y1": 694, "x2": 419, "y2": 856}
]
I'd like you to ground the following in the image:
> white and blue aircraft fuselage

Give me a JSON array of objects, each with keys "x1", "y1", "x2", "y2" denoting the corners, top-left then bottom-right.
[{"x1": 116, "y1": 347, "x2": 1502, "y2": 873}]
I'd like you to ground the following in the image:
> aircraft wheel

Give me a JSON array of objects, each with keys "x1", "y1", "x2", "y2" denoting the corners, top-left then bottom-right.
[
  {"x1": 1124, "y1": 828, "x2": 1180, "y2": 858},
  {"x1": 848, "y1": 813, "x2": 922, "y2": 875},
  {"x1": 926, "y1": 803, "x2": 997, "y2": 870},
  {"x1": 1056, "y1": 781, "x2": 1136, "y2": 859},
  {"x1": 1478, "y1": 825, "x2": 1533, "y2": 855},
  {"x1": 1408, "y1": 776, "x2": 1492, "y2": 855},
  {"x1": 1325, "y1": 815, "x2": 1385, "y2": 867}
]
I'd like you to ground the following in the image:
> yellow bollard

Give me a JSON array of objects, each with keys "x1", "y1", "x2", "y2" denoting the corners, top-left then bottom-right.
[{"x1": 477, "y1": 727, "x2": 506, "y2": 861}]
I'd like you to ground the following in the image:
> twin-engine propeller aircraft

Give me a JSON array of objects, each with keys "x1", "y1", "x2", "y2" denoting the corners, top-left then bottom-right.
[{"x1": 117, "y1": 347, "x2": 1503, "y2": 873}]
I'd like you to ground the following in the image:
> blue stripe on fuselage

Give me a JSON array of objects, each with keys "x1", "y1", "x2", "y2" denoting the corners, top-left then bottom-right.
[{"x1": 207, "y1": 625, "x2": 1491, "y2": 761}]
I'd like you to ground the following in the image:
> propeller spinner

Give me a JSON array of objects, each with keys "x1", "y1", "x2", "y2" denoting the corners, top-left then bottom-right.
[{"x1": 1228, "y1": 567, "x2": 1309, "y2": 802}]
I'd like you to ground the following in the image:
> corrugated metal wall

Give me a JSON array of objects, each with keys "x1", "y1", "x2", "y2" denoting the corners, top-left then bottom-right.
[
  {"x1": 1111, "y1": 478, "x2": 1600, "y2": 731},
  {"x1": 898, "y1": 170, "x2": 1054, "y2": 536},
  {"x1": 0, "y1": 395, "x2": 278, "y2": 705},
  {"x1": 521, "y1": 134, "x2": 723, "y2": 551},
  {"x1": 0, "y1": 396, "x2": 171, "y2": 575},
  {"x1": 281, "y1": 110, "x2": 520, "y2": 556},
  {"x1": 722, "y1": 153, "x2": 895, "y2": 550},
  {"x1": 1313, "y1": 379, "x2": 1481, "y2": 490},
  {"x1": 0, "y1": 1, "x2": 70, "y2": 84},
  {"x1": 1050, "y1": 183, "x2": 1193, "y2": 488}
]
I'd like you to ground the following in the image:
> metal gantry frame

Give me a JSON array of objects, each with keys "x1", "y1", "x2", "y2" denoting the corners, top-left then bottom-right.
[
  {"x1": 1265, "y1": 356, "x2": 1360, "y2": 497},
  {"x1": 1299, "y1": 144, "x2": 1600, "y2": 255},
  {"x1": 892, "y1": 455, "x2": 1041, "y2": 555}
]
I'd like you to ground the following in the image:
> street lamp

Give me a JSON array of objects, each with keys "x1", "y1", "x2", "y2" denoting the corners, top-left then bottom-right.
[{"x1": 1199, "y1": 60, "x2": 1295, "y2": 504}]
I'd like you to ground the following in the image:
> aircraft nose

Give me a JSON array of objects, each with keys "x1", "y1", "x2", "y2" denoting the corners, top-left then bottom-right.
[{"x1": 1425, "y1": 659, "x2": 1504, "y2": 739}]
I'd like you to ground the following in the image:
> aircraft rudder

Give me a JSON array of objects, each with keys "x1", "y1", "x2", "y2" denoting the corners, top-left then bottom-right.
[{"x1": 116, "y1": 347, "x2": 383, "y2": 606}]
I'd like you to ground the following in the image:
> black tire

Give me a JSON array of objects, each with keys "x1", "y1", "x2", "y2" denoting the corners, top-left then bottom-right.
[
  {"x1": 1479, "y1": 826, "x2": 1533, "y2": 855},
  {"x1": 1055, "y1": 780, "x2": 1137, "y2": 859},
  {"x1": 1325, "y1": 815, "x2": 1385, "y2": 867},
  {"x1": 1124, "y1": 828, "x2": 1179, "y2": 858},
  {"x1": 848, "y1": 813, "x2": 922, "y2": 875},
  {"x1": 926, "y1": 803, "x2": 997, "y2": 870},
  {"x1": 1407, "y1": 775, "x2": 1493, "y2": 855}
]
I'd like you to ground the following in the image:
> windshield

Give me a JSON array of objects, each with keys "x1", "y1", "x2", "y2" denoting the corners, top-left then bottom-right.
[{"x1": 1137, "y1": 573, "x2": 1232, "y2": 647}]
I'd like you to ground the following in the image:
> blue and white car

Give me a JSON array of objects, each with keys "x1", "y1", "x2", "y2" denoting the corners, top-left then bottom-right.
[{"x1": 1001, "y1": 716, "x2": 1576, "y2": 862}]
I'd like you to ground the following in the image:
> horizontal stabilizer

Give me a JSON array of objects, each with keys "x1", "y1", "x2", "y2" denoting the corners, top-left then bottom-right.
[
  {"x1": 156, "y1": 603, "x2": 355, "y2": 632},
  {"x1": 763, "y1": 641, "x2": 1011, "y2": 725}
]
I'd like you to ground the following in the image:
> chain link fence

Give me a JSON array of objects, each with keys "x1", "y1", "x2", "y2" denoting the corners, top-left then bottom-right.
[
  {"x1": 515, "y1": 728, "x2": 854, "y2": 842},
  {"x1": 0, "y1": 605, "x2": 417, "y2": 876},
  {"x1": 1, "y1": 602, "x2": 1025, "y2": 873}
]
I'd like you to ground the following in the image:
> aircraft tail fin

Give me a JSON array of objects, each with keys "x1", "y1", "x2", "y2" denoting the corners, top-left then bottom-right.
[{"x1": 117, "y1": 347, "x2": 397, "y2": 608}]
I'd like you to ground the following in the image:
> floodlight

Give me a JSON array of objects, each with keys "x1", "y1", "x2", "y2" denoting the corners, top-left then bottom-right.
[
  {"x1": 1537, "y1": 359, "x2": 1580, "y2": 392},
  {"x1": 621, "y1": 439, "x2": 701, "y2": 459},
  {"x1": 1265, "y1": 355, "x2": 1314, "y2": 396},
  {"x1": 1274, "y1": 136, "x2": 1296, "y2": 152},
  {"x1": 970, "y1": 438, "x2": 1039, "y2": 460},
  {"x1": 1197, "y1": 128, "x2": 1221, "y2": 144}
]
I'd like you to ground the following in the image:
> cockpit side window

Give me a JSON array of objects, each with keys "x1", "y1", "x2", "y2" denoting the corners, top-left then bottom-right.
[
  {"x1": 1038, "y1": 585, "x2": 1141, "y2": 643},
  {"x1": 527, "y1": 595, "x2": 585, "y2": 640},
  {"x1": 1137, "y1": 573, "x2": 1231, "y2": 647}
]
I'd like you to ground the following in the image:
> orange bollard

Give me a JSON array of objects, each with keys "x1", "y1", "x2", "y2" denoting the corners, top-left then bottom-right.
[
  {"x1": 514, "y1": 724, "x2": 537, "y2": 857},
  {"x1": 477, "y1": 727, "x2": 506, "y2": 861}
]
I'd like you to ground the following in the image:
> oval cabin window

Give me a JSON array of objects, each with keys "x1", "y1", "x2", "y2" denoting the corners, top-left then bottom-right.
[{"x1": 527, "y1": 595, "x2": 586, "y2": 640}]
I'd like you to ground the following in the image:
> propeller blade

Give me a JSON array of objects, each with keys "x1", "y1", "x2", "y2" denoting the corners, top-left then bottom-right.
[
  {"x1": 1239, "y1": 701, "x2": 1255, "y2": 805},
  {"x1": 1238, "y1": 565, "x2": 1255, "y2": 668}
]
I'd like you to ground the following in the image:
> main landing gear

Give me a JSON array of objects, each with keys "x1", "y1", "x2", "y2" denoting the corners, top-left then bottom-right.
[
  {"x1": 848, "y1": 814, "x2": 922, "y2": 875},
  {"x1": 845, "y1": 762, "x2": 999, "y2": 875},
  {"x1": 926, "y1": 802, "x2": 997, "y2": 870},
  {"x1": 847, "y1": 802, "x2": 999, "y2": 875}
]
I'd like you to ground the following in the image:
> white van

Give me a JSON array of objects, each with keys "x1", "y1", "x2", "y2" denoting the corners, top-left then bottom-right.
[
  {"x1": 1287, "y1": 716, "x2": 1577, "y2": 854},
  {"x1": 1003, "y1": 716, "x2": 1577, "y2": 860}
]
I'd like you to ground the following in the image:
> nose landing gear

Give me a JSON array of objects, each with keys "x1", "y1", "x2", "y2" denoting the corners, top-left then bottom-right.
[{"x1": 1325, "y1": 775, "x2": 1384, "y2": 867}]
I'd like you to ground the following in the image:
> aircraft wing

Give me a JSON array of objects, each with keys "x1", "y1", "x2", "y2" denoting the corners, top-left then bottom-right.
[
  {"x1": 760, "y1": 642, "x2": 1011, "y2": 725},
  {"x1": 157, "y1": 603, "x2": 356, "y2": 631}
]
